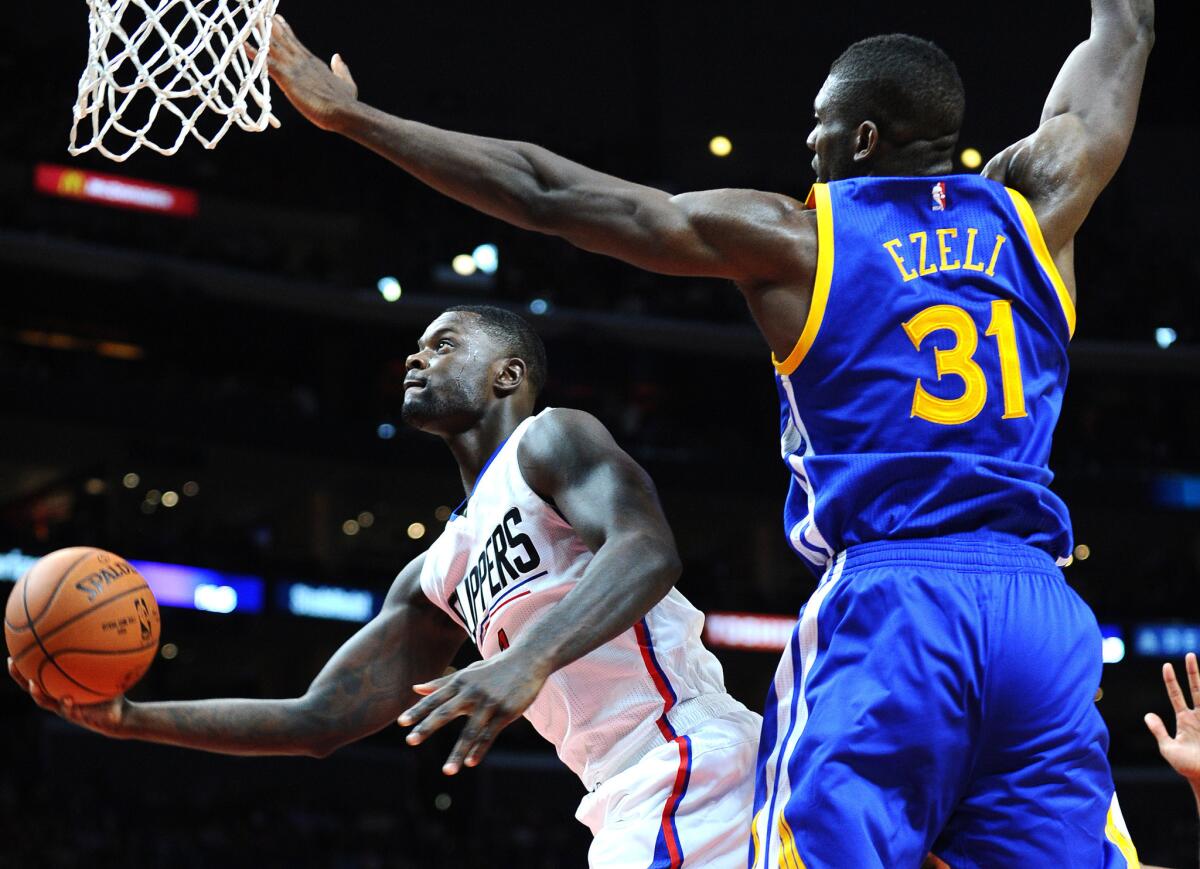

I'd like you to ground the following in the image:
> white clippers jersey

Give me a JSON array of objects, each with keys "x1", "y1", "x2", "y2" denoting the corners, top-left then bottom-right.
[{"x1": 419, "y1": 409, "x2": 740, "y2": 790}]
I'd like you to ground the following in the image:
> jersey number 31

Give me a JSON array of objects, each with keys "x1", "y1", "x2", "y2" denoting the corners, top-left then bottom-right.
[{"x1": 902, "y1": 301, "x2": 1027, "y2": 426}]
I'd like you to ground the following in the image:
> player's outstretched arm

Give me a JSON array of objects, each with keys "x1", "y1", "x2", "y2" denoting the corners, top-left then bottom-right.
[
  {"x1": 983, "y1": 0, "x2": 1153, "y2": 261},
  {"x1": 398, "y1": 409, "x2": 683, "y2": 775},
  {"x1": 9, "y1": 554, "x2": 464, "y2": 758},
  {"x1": 265, "y1": 17, "x2": 811, "y2": 293}
]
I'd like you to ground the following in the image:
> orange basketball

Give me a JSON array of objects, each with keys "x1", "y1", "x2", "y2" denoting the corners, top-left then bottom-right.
[{"x1": 4, "y1": 547, "x2": 160, "y2": 703}]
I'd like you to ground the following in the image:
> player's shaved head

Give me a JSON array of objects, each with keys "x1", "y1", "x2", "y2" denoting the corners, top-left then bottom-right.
[{"x1": 828, "y1": 34, "x2": 964, "y2": 145}]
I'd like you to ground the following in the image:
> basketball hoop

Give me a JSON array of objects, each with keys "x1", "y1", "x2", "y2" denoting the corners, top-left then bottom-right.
[{"x1": 69, "y1": 0, "x2": 281, "y2": 162}]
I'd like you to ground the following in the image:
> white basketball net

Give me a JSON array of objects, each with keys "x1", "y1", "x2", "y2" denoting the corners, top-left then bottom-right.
[{"x1": 69, "y1": 0, "x2": 281, "y2": 162}]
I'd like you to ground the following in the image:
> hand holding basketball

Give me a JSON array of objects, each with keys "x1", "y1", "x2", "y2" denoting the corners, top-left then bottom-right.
[
  {"x1": 7, "y1": 655, "x2": 130, "y2": 738},
  {"x1": 265, "y1": 15, "x2": 360, "y2": 132},
  {"x1": 4, "y1": 547, "x2": 160, "y2": 706}
]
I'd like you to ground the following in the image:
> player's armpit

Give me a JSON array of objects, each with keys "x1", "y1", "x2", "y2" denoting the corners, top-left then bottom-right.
[{"x1": 991, "y1": 0, "x2": 1152, "y2": 256}]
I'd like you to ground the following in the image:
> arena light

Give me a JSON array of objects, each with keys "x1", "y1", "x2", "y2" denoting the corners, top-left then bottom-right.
[
  {"x1": 709, "y1": 135, "x2": 733, "y2": 157},
  {"x1": 529, "y1": 298, "x2": 549, "y2": 315},
  {"x1": 286, "y1": 583, "x2": 377, "y2": 622},
  {"x1": 131, "y1": 559, "x2": 265, "y2": 614},
  {"x1": 0, "y1": 548, "x2": 38, "y2": 582},
  {"x1": 1099, "y1": 624, "x2": 1125, "y2": 664},
  {"x1": 194, "y1": 583, "x2": 238, "y2": 614},
  {"x1": 377, "y1": 422, "x2": 397, "y2": 440},
  {"x1": 703, "y1": 611, "x2": 795, "y2": 652},
  {"x1": 1155, "y1": 327, "x2": 1177, "y2": 349},
  {"x1": 377, "y1": 276, "x2": 402, "y2": 302},
  {"x1": 407, "y1": 522, "x2": 426, "y2": 540},
  {"x1": 123, "y1": 472, "x2": 140, "y2": 488},
  {"x1": 472, "y1": 244, "x2": 499, "y2": 274},
  {"x1": 34, "y1": 163, "x2": 198, "y2": 217},
  {"x1": 960, "y1": 147, "x2": 983, "y2": 169},
  {"x1": 1153, "y1": 473, "x2": 1200, "y2": 510},
  {"x1": 1133, "y1": 623, "x2": 1200, "y2": 658},
  {"x1": 451, "y1": 254, "x2": 478, "y2": 276},
  {"x1": 1102, "y1": 635, "x2": 1126, "y2": 665}
]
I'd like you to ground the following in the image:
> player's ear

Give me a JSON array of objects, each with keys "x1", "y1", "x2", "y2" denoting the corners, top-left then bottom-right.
[
  {"x1": 853, "y1": 120, "x2": 879, "y2": 163},
  {"x1": 494, "y1": 357, "x2": 527, "y2": 396}
]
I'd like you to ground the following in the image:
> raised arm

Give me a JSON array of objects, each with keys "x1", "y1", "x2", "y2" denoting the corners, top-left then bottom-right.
[
  {"x1": 398, "y1": 408, "x2": 683, "y2": 774},
  {"x1": 10, "y1": 553, "x2": 464, "y2": 758},
  {"x1": 264, "y1": 16, "x2": 811, "y2": 296},
  {"x1": 984, "y1": 0, "x2": 1153, "y2": 261}
]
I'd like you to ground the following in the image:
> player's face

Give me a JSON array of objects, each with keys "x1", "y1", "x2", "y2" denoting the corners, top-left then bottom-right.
[
  {"x1": 402, "y1": 312, "x2": 505, "y2": 435},
  {"x1": 806, "y1": 75, "x2": 860, "y2": 182}
]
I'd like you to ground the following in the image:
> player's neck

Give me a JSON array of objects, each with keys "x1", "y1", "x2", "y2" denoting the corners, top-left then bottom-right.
[
  {"x1": 445, "y1": 404, "x2": 533, "y2": 495},
  {"x1": 866, "y1": 139, "x2": 956, "y2": 177}
]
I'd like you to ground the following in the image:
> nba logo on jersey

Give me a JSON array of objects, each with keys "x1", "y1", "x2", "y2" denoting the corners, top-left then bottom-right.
[{"x1": 931, "y1": 181, "x2": 948, "y2": 211}]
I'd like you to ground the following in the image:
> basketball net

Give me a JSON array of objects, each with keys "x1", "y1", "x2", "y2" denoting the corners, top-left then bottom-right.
[{"x1": 69, "y1": 0, "x2": 281, "y2": 162}]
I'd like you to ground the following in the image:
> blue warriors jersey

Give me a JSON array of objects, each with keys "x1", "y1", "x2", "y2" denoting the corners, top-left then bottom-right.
[{"x1": 775, "y1": 175, "x2": 1076, "y2": 575}]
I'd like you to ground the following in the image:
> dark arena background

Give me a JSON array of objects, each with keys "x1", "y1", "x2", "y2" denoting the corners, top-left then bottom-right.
[{"x1": 1, "y1": 2, "x2": 1196, "y2": 867}]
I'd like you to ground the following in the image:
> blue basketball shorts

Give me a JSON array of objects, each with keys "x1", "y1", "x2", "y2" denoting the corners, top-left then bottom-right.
[{"x1": 748, "y1": 539, "x2": 1138, "y2": 869}]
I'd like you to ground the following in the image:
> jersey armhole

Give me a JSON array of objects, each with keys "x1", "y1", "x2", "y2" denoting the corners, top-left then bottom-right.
[
  {"x1": 1004, "y1": 187, "x2": 1076, "y2": 340},
  {"x1": 772, "y1": 183, "x2": 834, "y2": 376}
]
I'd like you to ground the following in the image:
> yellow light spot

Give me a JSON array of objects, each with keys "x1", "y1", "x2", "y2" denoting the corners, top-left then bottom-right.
[
  {"x1": 342, "y1": 519, "x2": 360, "y2": 536},
  {"x1": 1074, "y1": 544, "x2": 1090, "y2": 560},
  {"x1": 96, "y1": 341, "x2": 145, "y2": 361},
  {"x1": 161, "y1": 490, "x2": 179, "y2": 508},
  {"x1": 123, "y1": 472, "x2": 140, "y2": 489},
  {"x1": 358, "y1": 511, "x2": 375, "y2": 528},
  {"x1": 84, "y1": 478, "x2": 106, "y2": 495},
  {"x1": 407, "y1": 522, "x2": 426, "y2": 540},
  {"x1": 451, "y1": 254, "x2": 477, "y2": 276},
  {"x1": 709, "y1": 135, "x2": 733, "y2": 157},
  {"x1": 434, "y1": 505, "x2": 452, "y2": 522},
  {"x1": 961, "y1": 147, "x2": 982, "y2": 170},
  {"x1": 161, "y1": 643, "x2": 179, "y2": 660}
]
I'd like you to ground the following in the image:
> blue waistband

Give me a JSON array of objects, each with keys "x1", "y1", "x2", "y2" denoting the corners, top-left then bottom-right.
[{"x1": 837, "y1": 538, "x2": 1061, "y2": 574}]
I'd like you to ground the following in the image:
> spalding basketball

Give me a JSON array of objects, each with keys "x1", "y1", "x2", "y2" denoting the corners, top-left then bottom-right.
[{"x1": 4, "y1": 547, "x2": 160, "y2": 703}]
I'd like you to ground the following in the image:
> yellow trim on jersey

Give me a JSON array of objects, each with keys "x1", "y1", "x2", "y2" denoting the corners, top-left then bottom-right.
[
  {"x1": 772, "y1": 183, "x2": 833, "y2": 376},
  {"x1": 778, "y1": 814, "x2": 808, "y2": 869},
  {"x1": 1105, "y1": 803, "x2": 1140, "y2": 868},
  {"x1": 1005, "y1": 187, "x2": 1076, "y2": 339}
]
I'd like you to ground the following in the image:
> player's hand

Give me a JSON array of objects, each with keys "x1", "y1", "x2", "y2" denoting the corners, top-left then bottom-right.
[
  {"x1": 262, "y1": 15, "x2": 359, "y2": 132},
  {"x1": 1144, "y1": 652, "x2": 1200, "y2": 784},
  {"x1": 397, "y1": 652, "x2": 551, "y2": 775},
  {"x1": 8, "y1": 656, "x2": 128, "y2": 739}
]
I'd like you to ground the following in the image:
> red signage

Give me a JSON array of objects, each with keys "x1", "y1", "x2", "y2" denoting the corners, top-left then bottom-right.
[
  {"x1": 34, "y1": 163, "x2": 198, "y2": 217},
  {"x1": 702, "y1": 611, "x2": 796, "y2": 652}
]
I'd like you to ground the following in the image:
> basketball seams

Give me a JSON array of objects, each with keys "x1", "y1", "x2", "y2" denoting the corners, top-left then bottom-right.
[
  {"x1": 10, "y1": 582, "x2": 154, "y2": 665},
  {"x1": 19, "y1": 549, "x2": 99, "y2": 632},
  {"x1": 35, "y1": 653, "x2": 107, "y2": 701},
  {"x1": 40, "y1": 642, "x2": 159, "y2": 658},
  {"x1": 3, "y1": 568, "x2": 34, "y2": 633}
]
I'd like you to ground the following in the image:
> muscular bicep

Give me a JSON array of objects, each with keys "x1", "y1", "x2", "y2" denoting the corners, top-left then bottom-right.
[
  {"x1": 517, "y1": 409, "x2": 677, "y2": 555},
  {"x1": 991, "y1": 5, "x2": 1153, "y2": 253},
  {"x1": 301, "y1": 553, "x2": 464, "y2": 749},
  {"x1": 532, "y1": 164, "x2": 811, "y2": 284}
]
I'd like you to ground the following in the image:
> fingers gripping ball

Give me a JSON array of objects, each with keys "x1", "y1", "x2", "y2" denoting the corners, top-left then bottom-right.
[{"x1": 4, "y1": 548, "x2": 160, "y2": 702}]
